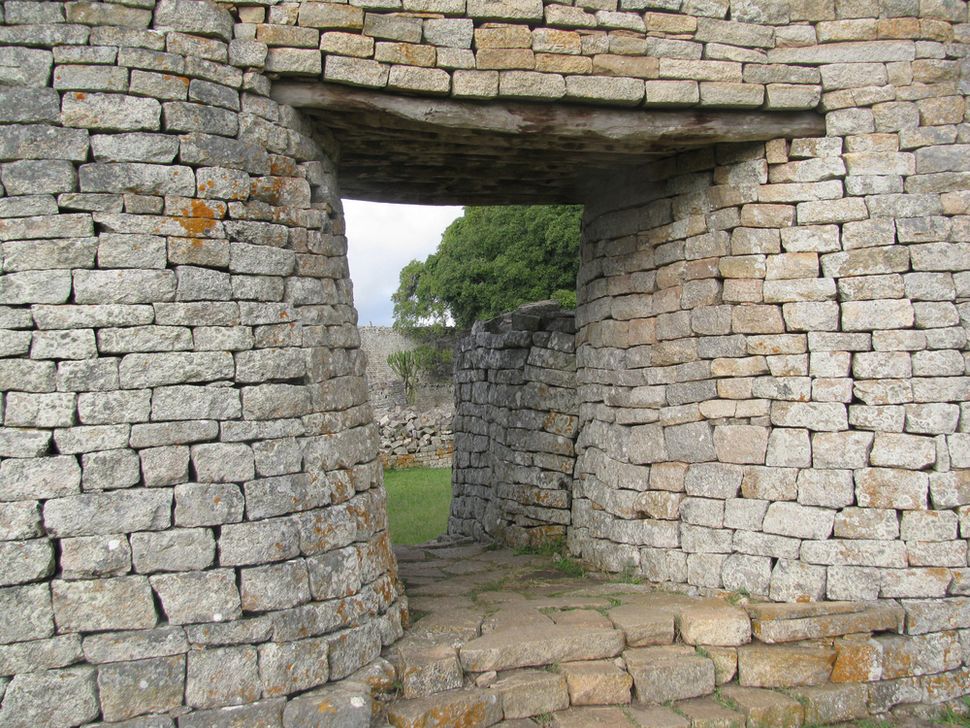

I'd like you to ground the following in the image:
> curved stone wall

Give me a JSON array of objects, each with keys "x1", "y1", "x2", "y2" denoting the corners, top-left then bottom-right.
[
  {"x1": 2, "y1": 0, "x2": 970, "y2": 721},
  {"x1": 0, "y1": 1, "x2": 403, "y2": 724},
  {"x1": 574, "y1": 128, "x2": 970, "y2": 602},
  {"x1": 450, "y1": 302, "x2": 578, "y2": 547}
]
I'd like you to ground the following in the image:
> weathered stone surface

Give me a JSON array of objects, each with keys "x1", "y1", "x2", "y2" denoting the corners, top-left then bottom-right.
[
  {"x1": 560, "y1": 659, "x2": 632, "y2": 706},
  {"x1": 607, "y1": 605, "x2": 674, "y2": 647},
  {"x1": 182, "y1": 699, "x2": 285, "y2": 728},
  {"x1": 460, "y1": 626, "x2": 624, "y2": 672},
  {"x1": 672, "y1": 696, "x2": 743, "y2": 728},
  {"x1": 186, "y1": 646, "x2": 261, "y2": 709},
  {"x1": 131, "y1": 529, "x2": 215, "y2": 574},
  {"x1": 737, "y1": 644, "x2": 835, "y2": 688},
  {"x1": 0, "y1": 634, "x2": 82, "y2": 675},
  {"x1": 678, "y1": 601, "x2": 751, "y2": 646},
  {"x1": 788, "y1": 684, "x2": 868, "y2": 724},
  {"x1": 749, "y1": 602, "x2": 903, "y2": 643},
  {"x1": 0, "y1": 455, "x2": 80, "y2": 501},
  {"x1": 82, "y1": 626, "x2": 187, "y2": 664},
  {"x1": 492, "y1": 669, "x2": 569, "y2": 718},
  {"x1": 174, "y1": 483, "x2": 244, "y2": 527},
  {"x1": 0, "y1": 584, "x2": 54, "y2": 644},
  {"x1": 52, "y1": 577, "x2": 157, "y2": 633},
  {"x1": 385, "y1": 688, "x2": 502, "y2": 728},
  {"x1": 258, "y1": 636, "x2": 330, "y2": 696},
  {"x1": 0, "y1": 667, "x2": 99, "y2": 728},
  {"x1": 625, "y1": 646, "x2": 715, "y2": 703},
  {"x1": 281, "y1": 681, "x2": 371, "y2": 728},
  {"x1": 43, "y1": 490, "x2": 171, "y2": 537},
  {"x1": 240, "y1": 559, "x2": 311, "y2": 612},
  {"x1": 97, "y1": 655, "x2": 185, "y2": 722},
  {"x1": 150, "y1": 570, "x2": 241, "y2": 624},
  {"x1": 394, "y1": 640, "x2": 463, "y2": 699}
]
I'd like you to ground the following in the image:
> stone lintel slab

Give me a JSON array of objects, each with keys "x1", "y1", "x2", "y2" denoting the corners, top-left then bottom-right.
[{"x1": 270, "y1": 81, "x2": 825, "y2": 205}]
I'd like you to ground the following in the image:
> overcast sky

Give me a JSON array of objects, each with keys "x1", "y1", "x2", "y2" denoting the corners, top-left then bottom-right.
[{"x1": 344, "y1": 200, "x2": 463, "y2": 327}]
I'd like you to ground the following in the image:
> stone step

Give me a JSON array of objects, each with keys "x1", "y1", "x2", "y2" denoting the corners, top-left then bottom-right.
[
  {"x1": 738, "y1": 643, "x2": 837, "y2": 688},
  {"x1": 459, "y1": 625, "x2": 626, "y2": 672},
  {"x1": 607, "y1": 604, "x2": 675, "y2": 647},
  {"x1": 787, "y1": 684, "x2": 870, "y2": 725},
  {"x1": 388, "y1": 639, "x2": 463, "y2": 699},
  {"x1": 747, "y1": 601, "x2": 904, "y2": 643},
  {"x1": 719, "y1": 686, "x2": 803, "y2": 728},
  {"x1": 550, "y1": 703, "x2": 746, "y2": 728},
  {"x1": 560, "y1": 659, "x2": 633, "y2": 706},
  {"x1": 624, "y1": 645, "x2": 717, "y2": 704},
  {"x1": 675, "y1": 696, "x2": 744, "y2": 728},
  {"x1": 490, "y1": 669, "x2": 569, "y2": 719},
  {"x1": 385, "y1": 687, "x2": 503, "y2": 728},
  {"x1": 677, "y1": 600, "x2": 752, "y2": 647}
]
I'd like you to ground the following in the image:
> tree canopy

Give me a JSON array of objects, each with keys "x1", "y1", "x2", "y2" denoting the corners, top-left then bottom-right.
[{"x1": 391, "y1": 205, "x2": 582, "y2": 331}]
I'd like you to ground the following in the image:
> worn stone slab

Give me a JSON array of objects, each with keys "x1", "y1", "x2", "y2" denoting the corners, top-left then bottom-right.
[
  {"x1": 552, "y1": 706, "x2": 636, "y2": 728},
  {"x1": 678, "y1": 601, "x2": 751, "y2": 646},
  {"x1": 748, "y1": 602, "x2": 904, "y2": 643},
  {"x1": 626, "y1": 705, "x2": 690, "y2": 728},
  {"x1": 625, "y1": 645, "x2": 715, "y2": 703},
  {"x1": 385, "y1": 688, "x2": 502, "y2": 728},
  {"x1": 491, "y1": 669, "x2": 568, "y2": 718},
  {"x1": 737, "y1": 644, "x2": 835, "y2": 688},
  {"x1": 97, "y1": 654, "x2": 185, "y2": 722},
  {"x1": 607, "y1": 605, "x2": 674, "y2": 646},
  {"x1": 674, "y1": 696, "x2": 744, "y2": 728},
  {"x1": 787, "y1": 684, "x2": 868, "y2": 724},
  {"x1": 719, "y1": 686, "x2": 803, "y2": 728},
  {"x1": 460, "y1": 625, "x2": 624, "y2": 672},
  {"x1": 0, "y1": 666, "x2": 99, "y2": 727},
  {"x1": 560, "y1": 659, "x2": 632, "y2": 705},
  {"x1": 181, "y1": 699, "x2": 285, "y2": 728},
  {"x1": 393, "y1": 640, "x2": 463, "y2": 699},
  {"x1": 282, "y1": 680, "x2": 371, "y2": 728}
]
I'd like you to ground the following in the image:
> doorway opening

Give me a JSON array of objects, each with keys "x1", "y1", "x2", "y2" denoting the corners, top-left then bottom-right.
[{"x1": 344, "y1": 199, "x2": 583, "y2": 548}]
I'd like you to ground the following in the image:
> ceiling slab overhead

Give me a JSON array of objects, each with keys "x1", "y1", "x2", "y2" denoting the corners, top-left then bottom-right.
[{"x1": 272, "y1": 82, "x2": 827, "y2": 206}]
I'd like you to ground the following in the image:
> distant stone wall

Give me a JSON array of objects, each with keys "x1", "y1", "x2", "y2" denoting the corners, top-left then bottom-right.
[
  {"x1": 449, "y1": 302, "x2": 578, "y2": 547},
  {"x1": 359, "y1": 325, "x2": 453, "y2": 414},
  {"x1": 379, "y1": 404, "x2": 454, "y2": 470}
]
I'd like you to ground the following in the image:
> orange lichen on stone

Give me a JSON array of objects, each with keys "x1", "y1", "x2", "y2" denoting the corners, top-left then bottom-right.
[
  {"x1": 176, "y1": 216, "x2": 219, "y2": 237},
  {"x1": 831, "y1": 638, "x2": 882, "y2": 683}
]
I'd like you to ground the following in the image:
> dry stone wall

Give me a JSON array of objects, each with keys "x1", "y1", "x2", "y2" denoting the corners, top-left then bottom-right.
[
  {"x1": 358, "y1": 325, "x2": 453, "y2": 414},
  {"x1": 0, "y1": 1, "x2": 404, "y2": 725},
  {"x1": 450, "y1": 302, "x2": 578, "y2": 547},
  {"x1": 378, "y1": 403, "x2": 455, "y2": 469},
  {"x1": 574, "y1": 91, "x2": 970, "y2": 605},
  {"x1": 247, "y1": 0, "x2": 834, "y2": 110},
  {"x1": 3, "y1": 0, "x2": 970, "y2": 721}
]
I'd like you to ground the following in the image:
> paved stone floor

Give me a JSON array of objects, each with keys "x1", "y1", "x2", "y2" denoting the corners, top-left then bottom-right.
[{"x1": 371, "y1": 538, "x2": 956, "y2": 728}]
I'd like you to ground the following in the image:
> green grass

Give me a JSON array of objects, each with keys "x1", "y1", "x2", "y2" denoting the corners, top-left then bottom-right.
[{"x1": 383, "y1": 467, "x2": 452, "y2": 545}]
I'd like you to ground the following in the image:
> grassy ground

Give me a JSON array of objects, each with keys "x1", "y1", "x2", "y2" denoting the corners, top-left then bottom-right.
[{"x1": 383, "y1": 467, "x2": 452, "y2": 545}]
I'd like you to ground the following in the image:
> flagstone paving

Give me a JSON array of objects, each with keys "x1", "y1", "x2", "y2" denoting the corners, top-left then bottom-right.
[{"x1": 362, "y1": 538, "x2": 958, "y2": 728}]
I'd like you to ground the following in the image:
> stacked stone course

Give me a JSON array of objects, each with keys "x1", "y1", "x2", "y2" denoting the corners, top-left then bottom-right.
[
  {"x1": 0, "y1": 0, "x2": 404, "y2": 724},
  {"x1": 573, "y1": 66, "x2": 970, "y2": 606},
  {"x1": 450, "y1": 301, "x2": 578, "y2": 547},
  {"x1": 251, "y1": 0, "x2": 836, "y2": 109},
  {"x1": 378, "y1": 403, "x2": 455, "y2": 469}
]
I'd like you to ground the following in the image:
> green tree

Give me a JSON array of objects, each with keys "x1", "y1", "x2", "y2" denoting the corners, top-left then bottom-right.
[{"x1": 392, "y1": 205, "x2": 582, "y2": 330}]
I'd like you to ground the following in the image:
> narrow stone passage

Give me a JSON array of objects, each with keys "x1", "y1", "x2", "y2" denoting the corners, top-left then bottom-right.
[{"x1": 371, "y1": 539, "x2": 960, "y2": 728}]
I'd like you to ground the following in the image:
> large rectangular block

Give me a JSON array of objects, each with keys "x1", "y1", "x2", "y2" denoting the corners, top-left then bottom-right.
[
  {"x1": 43, "y1": 490, "x2": 172, "y2": 537},
  {"x1": 52, "y1": 576, "x2": 157, "y2": 632}
]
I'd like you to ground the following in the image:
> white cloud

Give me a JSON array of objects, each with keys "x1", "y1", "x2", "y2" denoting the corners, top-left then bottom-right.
[{"x1": 343, "y1": 200, "x2": 463, "y2": 327}]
